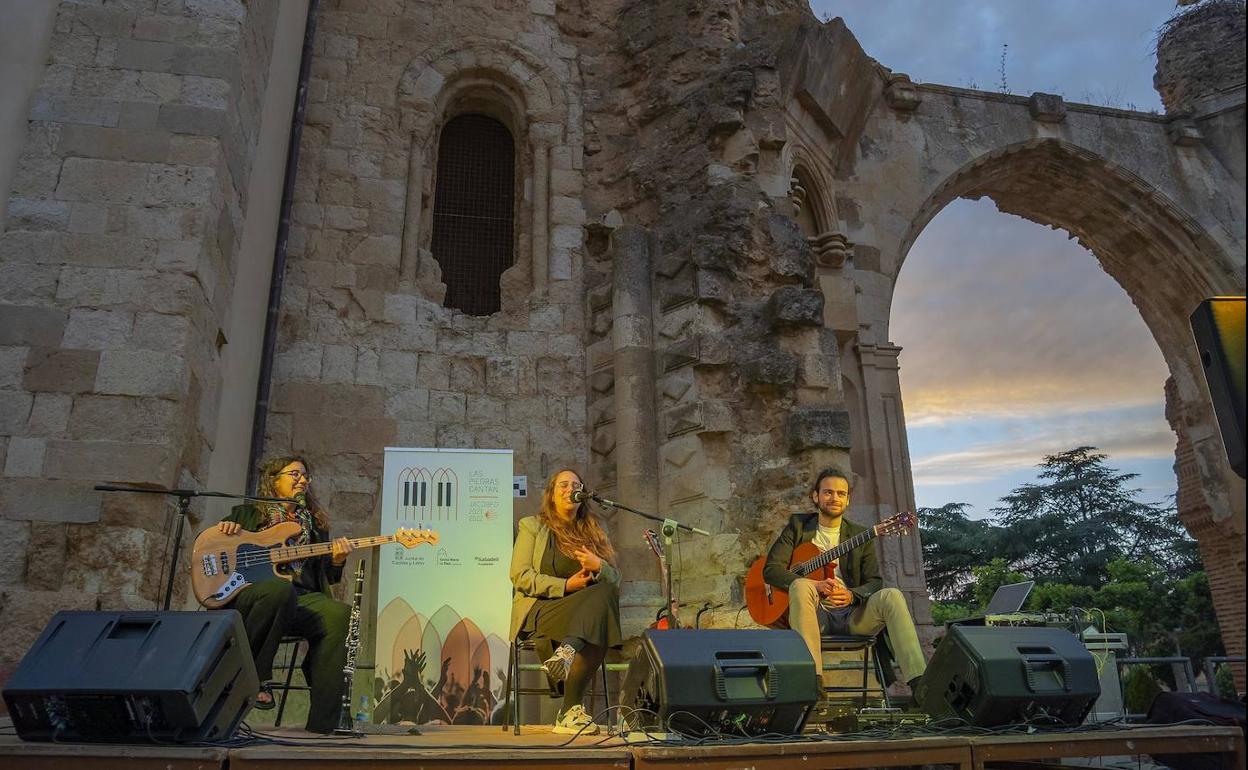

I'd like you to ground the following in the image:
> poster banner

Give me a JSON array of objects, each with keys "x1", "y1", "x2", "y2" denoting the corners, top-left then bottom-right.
[{"x1": 373, "y1": 447, "x2": 513, "y2": 725}]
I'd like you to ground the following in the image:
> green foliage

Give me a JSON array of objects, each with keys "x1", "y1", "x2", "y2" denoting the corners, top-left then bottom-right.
[
  {"x1": 921, "y1": 446, "x2": 1221, "y2": 672},
  {"x1": 1122, "y1": 666, "x2": 1163, "y2": 715},
  {"x1": 969, "y1": 558, "x2": 1028, "y2": 609},
  {"x1": 1215, "y1": 664, "x2": 1238, "y2": 700}
]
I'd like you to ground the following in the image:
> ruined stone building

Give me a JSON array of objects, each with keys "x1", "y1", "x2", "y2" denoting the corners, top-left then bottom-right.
[{"x1": 0, "y1": 0, "x2": 1243, "y2": 687}]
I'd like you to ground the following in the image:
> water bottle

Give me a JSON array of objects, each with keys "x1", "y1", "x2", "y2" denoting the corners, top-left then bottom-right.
[{"x1": 354, "y1": 694, "x2": 371, "y2": 732}]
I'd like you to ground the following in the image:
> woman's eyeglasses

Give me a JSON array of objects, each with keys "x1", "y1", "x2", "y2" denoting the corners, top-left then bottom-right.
[{"x1": 277, "y1": 469, "x2": 311, "y2": 481}]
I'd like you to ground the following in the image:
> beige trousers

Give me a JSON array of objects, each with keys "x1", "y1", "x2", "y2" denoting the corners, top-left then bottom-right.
[{"x1": 787, "y1": 578, "x2": 927, "y2": 684}]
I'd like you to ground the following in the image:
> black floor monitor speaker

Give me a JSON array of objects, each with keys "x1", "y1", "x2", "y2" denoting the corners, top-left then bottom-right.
[
  {"x1": 2, "y1": 610, "x2": 257, "y2": 743},
  {"x1": 1190, "y1": 297, "x2": 1246, "y2": 478},
  {"x1": 619, "y1": 628, "x2": 818, "y2": 737},
  {"x1": 916, "y1": 625, "x2": 1100, "y2": 727}
]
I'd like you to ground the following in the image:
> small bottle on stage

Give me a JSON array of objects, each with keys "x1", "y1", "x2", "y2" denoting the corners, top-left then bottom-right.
[{"x1": 354, "y1": 694, "x2": 371, "y2": 733}]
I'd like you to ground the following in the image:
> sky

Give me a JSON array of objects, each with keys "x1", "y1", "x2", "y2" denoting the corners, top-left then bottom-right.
[{"x1": 809, "y1": 1, "x2": 1184, "y2": 516}]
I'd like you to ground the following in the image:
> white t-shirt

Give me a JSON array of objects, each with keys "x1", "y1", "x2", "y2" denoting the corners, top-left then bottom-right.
[{"x1": 812, "y1": 521, "x2": 846, "y2": 584}]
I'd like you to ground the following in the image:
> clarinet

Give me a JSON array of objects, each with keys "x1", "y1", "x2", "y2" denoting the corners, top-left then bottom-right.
[{"x1": 333, "y1": 560, "x2": 366, "y2": 735}]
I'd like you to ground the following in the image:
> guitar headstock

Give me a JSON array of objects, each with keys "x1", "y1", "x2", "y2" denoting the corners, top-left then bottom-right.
[
  {"x1": 643, "y1": 529, "x2": 663, "y2": 558},
  {"x1": 873, "y1": 511, "x2": 917, "y2": 537},
  {"x1": 396, "y1": 527, "x2": 439, "y2": 548}
]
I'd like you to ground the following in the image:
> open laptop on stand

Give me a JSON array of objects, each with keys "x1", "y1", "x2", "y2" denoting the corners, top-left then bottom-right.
[{"x1": 946, "y1": 580, "x2": 1036, "y2": 626}]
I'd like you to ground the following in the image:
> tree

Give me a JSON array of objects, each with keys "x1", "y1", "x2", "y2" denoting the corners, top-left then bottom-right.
[
  {"x1": 918, "y1": 502, "x2": 1001, "y2": 601},
  {"x1": 989, "y1": 447, "x2": 1194, "y2": 586}
]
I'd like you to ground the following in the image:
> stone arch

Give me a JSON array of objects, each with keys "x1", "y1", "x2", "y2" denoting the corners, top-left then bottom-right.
[
  {"x1": 396, "y1": 38, "x2": 576, "y2": 303},
  {"x1": 890, "y1": 137, "x2": 1245, "y2": 660}
]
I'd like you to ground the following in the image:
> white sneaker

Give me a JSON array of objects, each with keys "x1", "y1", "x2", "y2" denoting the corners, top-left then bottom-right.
[
  {"x1": 541, "y1": 643, "x2": 577, "y2": 683},
  {"x1": 553, "y1": 704, "x2": 600, "y2": 735}
]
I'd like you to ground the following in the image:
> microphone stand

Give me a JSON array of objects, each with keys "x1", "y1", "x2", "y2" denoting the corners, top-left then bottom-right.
[
  {"x1": 93, "y1": 484, "x2": 296, "y2": 611},
  {"x1": 585, "y1": 492, "x2": 709, "y2": 630}
]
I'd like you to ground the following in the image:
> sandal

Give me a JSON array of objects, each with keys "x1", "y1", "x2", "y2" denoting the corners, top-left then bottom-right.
[{"x1": 253, "y1": 683, "x2": 276, "y2": 711}]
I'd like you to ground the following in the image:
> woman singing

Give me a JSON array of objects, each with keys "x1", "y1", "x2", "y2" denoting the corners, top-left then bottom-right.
[
  {"x1": 509, "y1": 469, "x2": 622, "y2": 735},
  {"x1": 215, "y1": 455, "x2": 353, "y2": 733}
]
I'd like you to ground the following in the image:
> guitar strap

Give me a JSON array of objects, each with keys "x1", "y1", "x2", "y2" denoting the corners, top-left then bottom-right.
[{"x1": 267, "y1": 503, "x2": 314, "y2": 577}]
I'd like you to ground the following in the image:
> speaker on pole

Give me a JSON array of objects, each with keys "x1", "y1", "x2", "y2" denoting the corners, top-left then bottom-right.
[
  {"x1": 2, "y1": 610, "x2": 257, "y2": 743},
  {"x1": 619, "y1": 628, "x2": 818, "y2": 737},
  {"x1": 1190, "y1": 296, "x2": 1246, "y2": 479},
  {"x1": 916, "y1": 625, "x2": 1100, "y2": 727}
]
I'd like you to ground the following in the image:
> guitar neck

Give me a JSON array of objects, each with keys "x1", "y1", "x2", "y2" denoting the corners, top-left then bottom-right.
[
  {"x1": 269, "y1": 534, "x2": 396, "y2": 565},
  {"x1": 794, "y1": 529, "x2": 876, "y2": 576}
]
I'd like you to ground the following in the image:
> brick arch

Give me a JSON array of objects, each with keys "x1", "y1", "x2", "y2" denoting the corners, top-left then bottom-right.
[{"x1": 892, "y1": 137, "x2": 1246, "y2": 668}]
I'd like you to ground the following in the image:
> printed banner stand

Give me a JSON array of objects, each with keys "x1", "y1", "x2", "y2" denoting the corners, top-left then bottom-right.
[{"x1": 373, "y1": 447, "x2": 513, "y2": 725}]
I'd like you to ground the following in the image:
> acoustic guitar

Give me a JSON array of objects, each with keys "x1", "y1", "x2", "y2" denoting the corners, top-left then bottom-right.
[
  {"x1": 191, "y1": 521, "x2": 438, "y2": 608},
  {"x1": 743, "y1": 511, "x2": 916, "y2": 627}
]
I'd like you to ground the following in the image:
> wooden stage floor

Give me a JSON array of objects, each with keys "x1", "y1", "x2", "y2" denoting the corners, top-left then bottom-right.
[{"x1": 0, "y1": 722, "x2": 1242, "y2": 770}]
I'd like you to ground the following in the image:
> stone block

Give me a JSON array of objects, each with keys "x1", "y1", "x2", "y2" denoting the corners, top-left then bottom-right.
[
  {"x1": 1028, "y1": 92, "x2": 1066, "y2": 123},
  {"x1": 385, "y1": 388, "x2": 429, "y2": 420},
  {"x1": 415, "y1": 354, "x2": 450, "y2": 390},
  {"x1": 157, "y1": 103, "x2": 226, "y2": 136},
  {"x1": 324, "y1": 205, "x2": 369, "y2": 230},
  {"x1": 742, "y1": 351, "x2": 798, "y2": 387},
  {"x1": 0, "y1": 589, "x2": 97, "y2": 665},
  {"x1": 379, "y1": 349, "x2": 418, "y2": 386},
  {"x1": 486, "y1": 356, "x2": 519, "y2": 395},
  {"x1": 787, "y1": 408, "x2": 852, "y2": 453},
  {"x1": 507, "y1": 331, "x2": 547, "y2": 356},
  {"x1": 767, "y1": 286, "x2": 824, "y2": 328},
  {"x1": 292, "y1": 415, "x2": 396, "y2": 454},
  {"x1": 68, "y1": 395, "x2": 179, "y2": 441},
  {"x1": 42, "y1": 440, "x2": 176, "y2": 485},
  {"x1": 274, "y1": 342, "x2": 323, "y2": 381},
  {"x1": 28, "y1": 393, "x2": 72, "y2": 435},
  {"x1": 0, "y1": 348, "x2": 27, "y2": 390},
  {"x1": 321, "y1": 345, "x2": 355, "y2": 384},
  {"x1": 180, "y1": 75, "x2": 230, "y2": 109},
  {"x1": 273, "y1": 382, "x2": 386, "y2": 416},
  {"x1": 29, "y1": 94, "x2": 121, "y2": 127},
  {"x1": 3, "y1": 437, "x2": 46, "y2": 477},
  {"x1": 23, "y1": 522, "x2": 68, "y2": 590},
  {"x1": 347, "y1": 235, "x2": 401, "y2": 265},
  {"x1": 467, "y1": 394, "x2": 505, "y2": 426},
  {"x1": 0, "y1": 305, "x2": 67, "y2": 347},
  {"x1": 429, "y1": 390, "x2": 466, "y2": 423},
  {"x1": 23, "y1": 348, "x2": 101, "y2": 393},
  {"x1": 6, "y1": 199, "x2": 70, "y2": 231},
  {"x1": 95, "y1": 349, "x2": 184, "y2": 397},
  {"x1": 134, "y1": 14, "x2": 200, "y2": 42},
  {"x1": 63, "y1": 524, "x2": 157, "y2": 596},
  {"x1": 0, "y1": 519, "x2": 31, "y2": 586},
  {"x1": 0, "y1": 263, "x2": 59, "y2": 302},
  {"x1": 0, "y1": 478, "x2": 101, "y2": 522},
  {"x1": 448, "y1": 357, "x2": 485, "y2": 392},
  {"x1": 131, "y1": 312, "x2": 190, "y2": 352}
]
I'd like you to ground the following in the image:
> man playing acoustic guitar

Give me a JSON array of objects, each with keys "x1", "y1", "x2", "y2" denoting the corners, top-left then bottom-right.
[{"x1": 762, "y1": 467, "x2": 926, "y2": 693}]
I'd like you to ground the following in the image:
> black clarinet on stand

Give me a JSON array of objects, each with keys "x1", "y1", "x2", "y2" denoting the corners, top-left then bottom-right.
[{"x1": 333, "y1": 560, "x2": 366, "y2": 736}]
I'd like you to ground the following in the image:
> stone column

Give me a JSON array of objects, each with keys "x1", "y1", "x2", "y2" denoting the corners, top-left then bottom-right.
[
  {"x1": 609, "y1": 225, "x2": 660, "y2": 581},
  {"x1": 854, "y1": 342, "x2": 934, "y2": 639}
]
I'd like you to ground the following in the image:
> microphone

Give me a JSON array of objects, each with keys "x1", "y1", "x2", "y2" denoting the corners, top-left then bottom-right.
[
  {"x1": 293, "y1": 491, "x2": 307, "y2": 508},
  {"x1": 570, "y1": 488, "x2": 593, "y2": 504}
]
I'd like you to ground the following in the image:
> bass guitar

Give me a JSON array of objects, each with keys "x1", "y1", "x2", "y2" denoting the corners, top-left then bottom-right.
[
  {"x1": 191, "y1": 521, "x2": 438, "y2": 608},
  {"x1": 743, "y1": 511, "x2": 916, "y2": 627}
]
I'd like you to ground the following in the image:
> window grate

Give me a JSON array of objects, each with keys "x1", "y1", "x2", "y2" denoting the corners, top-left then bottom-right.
[{"x1": 430, "y1": 114, "x2": 515, "y2": 316}]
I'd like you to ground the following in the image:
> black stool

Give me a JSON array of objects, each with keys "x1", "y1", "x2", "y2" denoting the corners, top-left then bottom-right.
[
  {"x1": 500, "y1": 635, "x2": 610, "y2": 735},
  {"x1": 272, "y1": 636, "x2": 310, "y2": 727},
  {"x1": 819, "y1": 634, "x2": 890, "y2": 709}
]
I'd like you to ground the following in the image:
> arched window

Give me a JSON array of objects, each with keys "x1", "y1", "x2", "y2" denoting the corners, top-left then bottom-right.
[{"x1": 430, "y1": 114, "x2": 515, "y2": 316}]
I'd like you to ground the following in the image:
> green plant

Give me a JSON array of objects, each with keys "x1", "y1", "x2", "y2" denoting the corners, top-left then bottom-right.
[
  {"x1": 1214, "y1": 663, "x2": 1238, "y2": 700},
  {"x1": 1123, "y1": 666, "x2": 1163, "y2": 715}
]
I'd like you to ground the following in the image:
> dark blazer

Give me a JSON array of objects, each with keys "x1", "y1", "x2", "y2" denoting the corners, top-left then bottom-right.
[
  {"x1": 762, "y1": 511, "x2": 897, "y2": 684},
  {"x1": 223, "y1": 503, "x2": 344, "y2": 597},
  {"x1": 763, "y1": 512, "x2": 882, "y2": 605}
]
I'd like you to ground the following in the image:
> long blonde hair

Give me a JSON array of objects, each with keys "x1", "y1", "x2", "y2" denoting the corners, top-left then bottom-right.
[
  {"x1": 538, "y1": 469, "x2": 615, "y2": 563},
  {"x1": 256, "y1": 454, "x2": 329, "y2": 529}
]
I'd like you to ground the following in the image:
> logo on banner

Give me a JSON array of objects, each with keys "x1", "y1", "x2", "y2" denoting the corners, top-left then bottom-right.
[{"x1": 397, "y1": 467, "x2": 459, "y2": 521}]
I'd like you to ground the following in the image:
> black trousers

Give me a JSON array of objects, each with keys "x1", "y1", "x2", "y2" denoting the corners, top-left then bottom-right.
[{"x1": 231, "y1": 579, "x2": 351, "y2": 733}]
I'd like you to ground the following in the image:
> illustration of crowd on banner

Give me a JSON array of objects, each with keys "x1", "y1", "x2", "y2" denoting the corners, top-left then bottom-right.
[{"x1": 372, "y1": 448, "x2": 514, "y2": 725}]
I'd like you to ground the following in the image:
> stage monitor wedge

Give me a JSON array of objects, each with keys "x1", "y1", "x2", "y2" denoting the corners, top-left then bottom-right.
[
  {"x1": 916, "y1": 625, "x2": 1099, "y2": 727},
  {"x1": 620, "y1": 628, "x2": 818, "y2": 737},
  {"x1": 2, "y1": 610, "x2": 257, "y2": 743},
  {"x1": 1190, "y1": 296, "x2": 1246, "y2": 478}
]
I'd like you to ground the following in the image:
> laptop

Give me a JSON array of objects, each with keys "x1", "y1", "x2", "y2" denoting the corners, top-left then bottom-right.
[{"x1": 946, "y1": 580, "x2": 1035, "y2": 626}]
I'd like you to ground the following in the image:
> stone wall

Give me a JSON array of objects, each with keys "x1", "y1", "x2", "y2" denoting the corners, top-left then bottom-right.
[
  {"x1": 0, "y1": 0, "x2": 287, "y2": 682},
  {"x1": 263, "y1": 0, "x2": 590, "y2": 543},
  {"x1": 1155, "y1": 1, "x2": 1247, "y2": 115}
]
